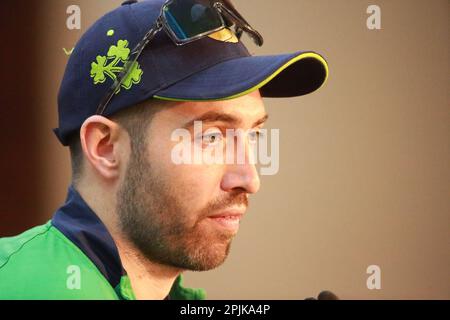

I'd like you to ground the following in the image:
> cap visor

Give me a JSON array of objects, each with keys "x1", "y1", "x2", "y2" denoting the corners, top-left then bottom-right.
[{"x1": 153, "y1": 51, "x2": 328, "y2": 101}]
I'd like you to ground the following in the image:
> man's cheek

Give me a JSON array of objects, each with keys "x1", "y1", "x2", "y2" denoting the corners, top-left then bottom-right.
[{"x1": 172, "y1": 165, "x2": 222, "y2": 206}]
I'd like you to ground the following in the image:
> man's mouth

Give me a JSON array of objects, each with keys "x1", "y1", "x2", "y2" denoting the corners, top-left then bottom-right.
[{"x1": 207, "y1": 209, "x2": 245, "y2": 234}]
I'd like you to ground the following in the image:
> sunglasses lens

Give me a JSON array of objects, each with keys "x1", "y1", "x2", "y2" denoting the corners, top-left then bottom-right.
[{"x1": 163, "y1": 0, "x2": 224, "y2": 41}]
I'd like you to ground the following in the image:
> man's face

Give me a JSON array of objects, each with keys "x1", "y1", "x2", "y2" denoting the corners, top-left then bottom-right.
[{"x1": 116, "y1": 90, "x2": 266, "y2": 271}]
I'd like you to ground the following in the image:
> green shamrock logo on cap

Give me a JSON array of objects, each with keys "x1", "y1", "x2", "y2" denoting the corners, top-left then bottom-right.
[{"x1": 90, "y1": 35, "x2": 143, "y2": 92}]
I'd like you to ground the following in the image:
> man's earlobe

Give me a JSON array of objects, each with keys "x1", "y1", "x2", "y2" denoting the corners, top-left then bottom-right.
[{"x1": 79, "y1": 116, "x2": 122, "y2": 180}]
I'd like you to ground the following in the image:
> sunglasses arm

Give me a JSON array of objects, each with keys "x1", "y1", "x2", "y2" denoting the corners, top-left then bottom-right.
[
  {"x1": 96, "y1": 20, "x2": 163, "y2": 115},
  {"x1": 214, "y1": 2, "x2": 264, "y2": 46}
]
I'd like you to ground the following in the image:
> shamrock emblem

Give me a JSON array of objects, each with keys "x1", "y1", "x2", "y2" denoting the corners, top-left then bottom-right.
[
  {"x1": 90, "y1": 39, "x2": 143, "y2": 92},
  {"x1": 107, "y1": 40, "x2": 130, "y2": 61},
  {"x1": 90, "y1": 56, "x2": 108, "y2": 84}
]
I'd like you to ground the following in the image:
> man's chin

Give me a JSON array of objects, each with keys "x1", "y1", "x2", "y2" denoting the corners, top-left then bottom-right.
[{"x1": 175, "y1": 238, "x2": 233, "y2": 271}]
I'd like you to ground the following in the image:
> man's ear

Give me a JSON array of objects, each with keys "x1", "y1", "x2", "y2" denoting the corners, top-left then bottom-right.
[{"x1": 79, "y1": 115, "x2": 123, "y2": 180}]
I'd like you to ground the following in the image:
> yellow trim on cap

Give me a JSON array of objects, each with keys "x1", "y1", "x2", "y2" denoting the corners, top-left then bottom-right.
[{"x1": 153, "y1": 51, "x2": 329, "y2": 102}]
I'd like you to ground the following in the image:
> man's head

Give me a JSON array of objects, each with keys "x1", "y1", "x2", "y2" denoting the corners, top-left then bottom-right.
[
  {"x1": 58, "y1": 0, "x2": 328, "y2": 272},
  {"x1": 71, "y1": 90, "x2": 265, "y2": 271}
]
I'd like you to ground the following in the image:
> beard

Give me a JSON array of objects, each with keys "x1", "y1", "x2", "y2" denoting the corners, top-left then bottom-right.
[{"x1": 116, "y1": 148, "x2": 248, "y2": 271}]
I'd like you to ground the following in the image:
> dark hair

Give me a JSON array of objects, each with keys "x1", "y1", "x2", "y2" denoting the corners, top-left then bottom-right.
[{"x1": 68, "y1": 99, "x2": 173, "y2": 184}]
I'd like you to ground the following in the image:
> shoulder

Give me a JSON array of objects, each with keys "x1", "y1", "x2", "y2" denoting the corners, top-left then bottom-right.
[{"x1": 0, "y1": 221, "x2": 118, "y2": 299}]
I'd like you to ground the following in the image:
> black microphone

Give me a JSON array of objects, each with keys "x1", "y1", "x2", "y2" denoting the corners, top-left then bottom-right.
[{"x1": 305, "y1": 290, "x2": 339, "y2": 300}]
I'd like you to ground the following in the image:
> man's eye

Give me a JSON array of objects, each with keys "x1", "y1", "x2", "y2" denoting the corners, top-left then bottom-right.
[
  {"x1": 202, "y1": 132, "x2": 223, "y2": 146},
  {"x1": 248, "y1": 129, "x2": 263, "y2": 143}
]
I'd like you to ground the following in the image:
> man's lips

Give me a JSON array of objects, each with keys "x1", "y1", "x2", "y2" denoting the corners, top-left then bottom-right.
[{"x1": 206, "y1": 209, "x2": 245, "y2": 233}]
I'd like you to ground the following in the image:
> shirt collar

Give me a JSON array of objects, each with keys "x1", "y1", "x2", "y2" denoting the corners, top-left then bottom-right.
[{"x1": 52, "y1": 185, "x2": 124, "y2": 288}]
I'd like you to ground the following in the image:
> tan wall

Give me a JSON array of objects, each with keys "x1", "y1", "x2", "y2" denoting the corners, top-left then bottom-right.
[{"x1": 1, "y1": 0, "x2": 448, "y2": 299}]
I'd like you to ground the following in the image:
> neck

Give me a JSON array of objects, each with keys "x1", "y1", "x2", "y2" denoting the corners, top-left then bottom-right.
[{"x1": 114, "y1": 235, "x2": 182, "y2": 300}]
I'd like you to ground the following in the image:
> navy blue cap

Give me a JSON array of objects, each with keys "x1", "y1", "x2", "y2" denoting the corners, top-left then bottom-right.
[{"x1": 55, "y1": 0, "x2": 329, "y2": 146}]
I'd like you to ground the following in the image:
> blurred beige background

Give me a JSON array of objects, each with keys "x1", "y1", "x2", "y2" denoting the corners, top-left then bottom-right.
[{"x1": 0, "y1": 0, "x2": 448, "y2": 299}]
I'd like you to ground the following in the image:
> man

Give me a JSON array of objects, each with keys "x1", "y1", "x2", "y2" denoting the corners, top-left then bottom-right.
[{"x1": 0, "y1": 0, "x2": 328, "y2": 299}]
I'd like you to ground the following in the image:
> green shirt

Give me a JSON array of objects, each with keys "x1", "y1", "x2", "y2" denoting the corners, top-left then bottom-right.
[{"x1": 0, "y1": 186, "x2": 206, "y2": 300}]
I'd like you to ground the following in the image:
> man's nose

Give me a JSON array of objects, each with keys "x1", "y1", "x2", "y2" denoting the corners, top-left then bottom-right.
[{"x1": 220, "y1": 153, "x2": 260, "y2": 194}]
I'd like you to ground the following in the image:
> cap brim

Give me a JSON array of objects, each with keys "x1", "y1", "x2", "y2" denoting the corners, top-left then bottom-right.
[{"x1": 153, "y1": 51, "x2": 328, "y2": 101}]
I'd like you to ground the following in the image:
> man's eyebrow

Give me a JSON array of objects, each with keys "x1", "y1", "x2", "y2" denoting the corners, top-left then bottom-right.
[
  {"x1": 182, "y1": 111, "x2": 269, "y2": 129},
  {"x1": 254, "y1": 114, "x2": 269, "y2": 127}
]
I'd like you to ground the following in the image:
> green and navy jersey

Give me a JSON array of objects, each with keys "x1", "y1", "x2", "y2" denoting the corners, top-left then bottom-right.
[{"x1": 0, "y1": 186, "x2": 206, "y2": 300}]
